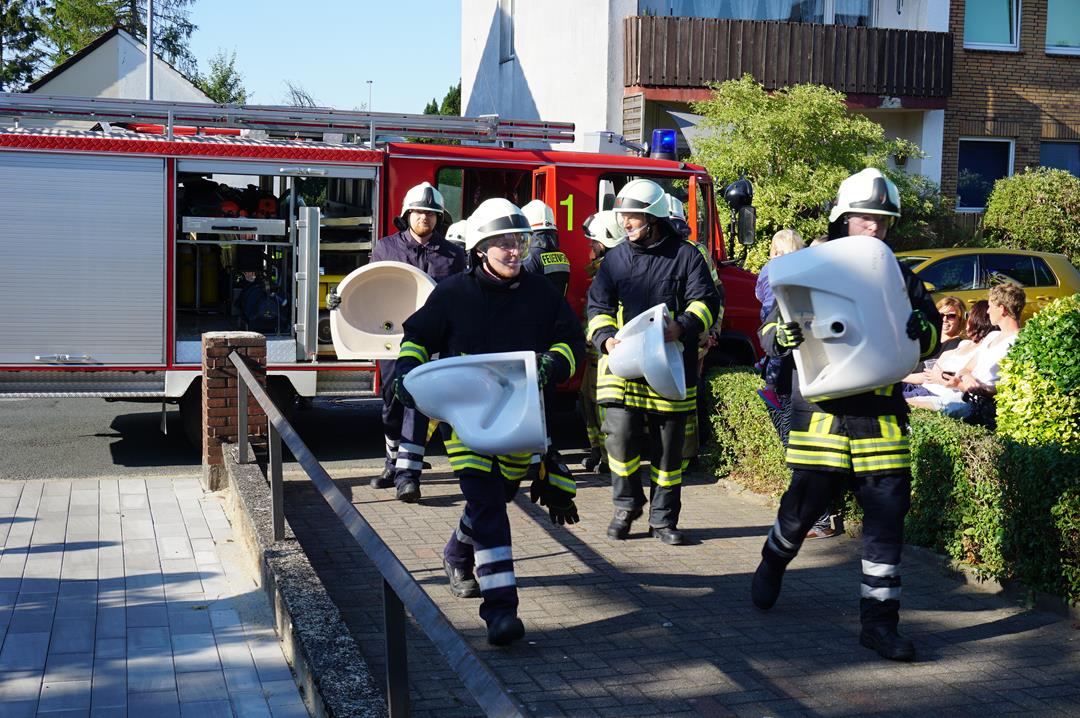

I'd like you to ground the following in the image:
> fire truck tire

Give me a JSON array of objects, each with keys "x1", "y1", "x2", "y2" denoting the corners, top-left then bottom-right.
[{"x1": 179, "y1": 382, "x2": 203, "y2": 449}]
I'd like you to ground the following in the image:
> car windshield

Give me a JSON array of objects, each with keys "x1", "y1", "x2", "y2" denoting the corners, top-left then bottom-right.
[{"x1": 897, "y1": 256, "x2": 928, "y2": 270}]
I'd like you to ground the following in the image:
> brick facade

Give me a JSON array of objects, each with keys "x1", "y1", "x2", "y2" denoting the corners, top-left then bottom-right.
[
  {"x1": 201, "y1": 331, "x2": 267, "y2": 490},
  {"x1": 943, "y1": 0, "x2": 1080, "y2": 208}
]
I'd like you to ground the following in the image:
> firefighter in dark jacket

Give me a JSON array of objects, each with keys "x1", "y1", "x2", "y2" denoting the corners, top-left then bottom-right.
[
  {"x1": 390, "y1": 197, "x2": 585, "y2": 646},
  {"x1": 521, "y1": 199, "x2": 571, "y2": 296},
  {"x1": 752, "y1": 168, "x2": 942, "y2": 662},
  {"x1": 586, "y1": 179, "x2": 722, "y2": 546},
  {"x1": 329, "y1": 182, "x2": 466, "y2": 502}
]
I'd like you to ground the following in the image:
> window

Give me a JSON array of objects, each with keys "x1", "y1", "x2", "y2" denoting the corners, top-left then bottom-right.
[
  {"x1": 956, "y1": 138, "x2": 1014, "y2": 211},
  {"x1": 436, "y1": 167, "x2": 531, "y2": 223},
  {"x1": 964, "y1": 0, "x2": 1020, "y2": 51},
  {"x1": 499, "y1": 0, "x2": 514, "y2": 63},
  {"x1": 917, "y1": 255, "x2": 978, "y2": 292},
  {"x1": 978, "y1": 253, "x2": 1038, "y2": 288},
  {"x1": 1041, "y1": 142, "x2": 1080, "y2": 178},
  {"x1": 1046, "y1": 0, "x2": 1080, "y2": 54},
  {"x1": 642, "y1": 1, "x2": 870, "y2": 25}
]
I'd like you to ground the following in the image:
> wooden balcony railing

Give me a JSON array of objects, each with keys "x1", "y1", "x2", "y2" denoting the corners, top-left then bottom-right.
[{"x1": 625, "y1": 15, "x2": 952, "y2": 98}]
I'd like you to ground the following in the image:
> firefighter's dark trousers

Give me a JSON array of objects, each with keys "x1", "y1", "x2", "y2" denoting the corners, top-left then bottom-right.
[
  {"x1": 602, "y1": 406, "x2": 687, "y2": 529},
  {"x1": 443, "y1": 468, "x2": 521, "y2": 624},
  {"x1": 761, "y1": 468, "x2": 911, "y2": 628},
  {"x1": 379, "y1": 359, "x2": 429, "y2": 488}
]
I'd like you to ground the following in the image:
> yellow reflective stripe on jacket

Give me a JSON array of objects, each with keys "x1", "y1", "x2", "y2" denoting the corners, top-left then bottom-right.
[
  {"x1": 851, "y1": 437, "x2": 909, "y2": 454},
  {"x1": 852, "y1": 454, "x2": 911, "y2": 472},
  {"x1": 445, "y1": 435, "x2": 493, "y2": 474},
  {"x1": 549, "y1": 342, "x2": 576, "y2": 377},
  {"x1": 623, "y1": 380, "x2": 697, "y2": 413},
  {"x1": 788, "y1": 432, "x2": 850, "y2": 451},
  {"x1": 808, "y1": 412, "x2": 833, "y2": 434},
  {"x1": 920, "y1": 321, "x2": 939, "y2": 359},
  {"x1": 685, "y1": 300, "x2": 714, "y2": 332},
  {"x1": 608, "y1": 455, "x2": 640, "y2": 478},
  {"x1": 596, "y1": 354, "x2": 626, "y2": 403},
  {"x1": 650, "y1": 465, "x2": 682, "y2": 487},
  {"x1": 398, "y1": 340, "x2": 429, "y2": 364},
  {"x1": 873, "y1": 385, "x2": 896, "y2": 397},
  {"x1": 546, "y1": 468, "x2": 576, "y2": 495},
  {"x1": 785, "y1": 447, "x2": 853, "y2": 470},
  {"x1": 587, "y1": 314, "x2": 617, "y2": 341},
  {"x1": 497, "y1": 453, "x2": 532, "y2": 482},
  {"x1": 878, "y1": 415, "x2": 902, "y2": 438}
]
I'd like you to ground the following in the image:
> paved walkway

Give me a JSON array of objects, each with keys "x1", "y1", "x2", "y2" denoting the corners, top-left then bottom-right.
[
  {"x1": 289, "y1": 454, "x2": 1080, "y2": 718},
  {"x1": 0, "y1": 477, "x2": 308, "y2": 718}
]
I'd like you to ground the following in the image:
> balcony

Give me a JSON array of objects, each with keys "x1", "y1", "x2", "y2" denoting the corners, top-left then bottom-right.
[{"x1": 624, "y1": 15, "x2": 952, "y2": 99}]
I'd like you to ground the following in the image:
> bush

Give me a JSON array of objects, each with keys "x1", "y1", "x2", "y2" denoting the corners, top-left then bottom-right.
[
  {"x1": 982, "y1": 168, "x2": 1080, "y2": 266},
  {"x1": 996, "y1": 294, "x2": 1080, "y2": 451},
  {"x1": 703, "y1": 368, "x2": 1080, "y2": 603}
]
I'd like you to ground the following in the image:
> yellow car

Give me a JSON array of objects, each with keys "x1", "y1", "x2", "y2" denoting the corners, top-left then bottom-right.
[{"x1": 896, "y1": 247, "x2": 1080, "y2": 323}]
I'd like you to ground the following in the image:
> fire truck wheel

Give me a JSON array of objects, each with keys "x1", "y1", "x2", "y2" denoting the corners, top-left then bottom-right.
[{"x1": 179, "y1": 383, "x2": 202, "y2": 449}]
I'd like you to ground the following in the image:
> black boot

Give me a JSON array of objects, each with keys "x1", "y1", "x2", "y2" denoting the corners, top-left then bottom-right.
[
  {"x1": 606, "y1": 507, "x2": 643, "y2": 540},
  {"x1": 583, "y1": 447, "x2": 602, "y2": 472},
  {"x1": 859, "y1": 625, "x2": 916, "y2": 662},
  {"x1": 487, "y1": 613, "x2": 525, "y2": 646},
  {"x1": 396, "y1": 479, "x2": 421, "y2": 503},
  {"x1": 370, "y1": 467, "x2": 395, "y2": 489},
  {"x1": 751, "y1": 558, "x2": 786, "y2": 610},
  {"x1": 651, "y1": 527, "x2": 685, "y2": 545},
  {"x1": 442, "y1": 557, "x2": 480, "y2": 598}
]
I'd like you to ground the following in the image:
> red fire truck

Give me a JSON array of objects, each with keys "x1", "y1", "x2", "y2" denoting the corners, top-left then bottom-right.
[{"x1": 0, "y1": 94, "x2": 760, "y2": 443}]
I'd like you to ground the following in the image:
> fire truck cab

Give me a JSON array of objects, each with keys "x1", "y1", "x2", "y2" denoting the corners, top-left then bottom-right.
[{"x1": 0, "y1": 94, "x2": 761, "y2": 444}]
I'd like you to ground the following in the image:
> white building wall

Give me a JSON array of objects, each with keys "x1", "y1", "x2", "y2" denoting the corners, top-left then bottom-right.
[{"x1": 462, "y1": 0, "x2": 630, "y2": 149}]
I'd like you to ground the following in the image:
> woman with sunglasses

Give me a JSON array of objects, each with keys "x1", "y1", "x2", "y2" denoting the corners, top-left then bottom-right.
[{"x1": 901, "y1": 296, "x2": 967, "y2": 393}]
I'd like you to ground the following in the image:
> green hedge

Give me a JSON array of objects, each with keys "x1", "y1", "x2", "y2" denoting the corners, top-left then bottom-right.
[{"x1": 703, "y1": 367, "x2": 1080, "y2": 603}]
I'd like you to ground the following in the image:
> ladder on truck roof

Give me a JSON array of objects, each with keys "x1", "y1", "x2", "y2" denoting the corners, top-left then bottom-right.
[{"x1": 0, "y1": 92, "x2": 576, "y2": 144}]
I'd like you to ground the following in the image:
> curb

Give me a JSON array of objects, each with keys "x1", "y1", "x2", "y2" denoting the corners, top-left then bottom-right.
[{"x1": 221, "y1": 444, "x2": 386, "y2": 718}]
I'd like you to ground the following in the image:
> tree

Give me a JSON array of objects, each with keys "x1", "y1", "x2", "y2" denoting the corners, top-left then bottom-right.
[
  {"x1": 1, "y1": 0, "x2": 45, "y2": 91},
  {"x1": 690, "y1": 75, "x2": 952, "y2": 270},
  {"x1": 283, "y1": 81, "x2": 317, "y2": 108},
  {"x1": 194, "y1": 49, "x2": 247, "y2": 105},
  {"x1": 414, "y1": 80, "x2": 462, "y2": 144},
  {"x1": 982, "y1": 167, "x2": 1080, "y2": 266},
  {"x1": 39, "y1": 0, "x2": 198, "y2": 78}
]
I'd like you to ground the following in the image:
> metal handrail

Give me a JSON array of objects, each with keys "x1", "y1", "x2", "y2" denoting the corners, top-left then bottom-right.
[{"x1": 229, "y1": 352, "x2": 525, "y2": 718}]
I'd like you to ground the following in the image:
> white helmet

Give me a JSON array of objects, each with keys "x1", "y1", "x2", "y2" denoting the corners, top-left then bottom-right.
[
  {"x1": 521, "y1": 199, "x2": 557, "y2": 231},
  {"x1": 614, "y1": 178, "x2": 669, "y2": 218},
  {"x1": 465, "y1": 198, "x2": 532, "y2": 252},
  {"x1": 583, "y1": 210, "x2": 627, "y2": 249},
  {"x1": 667, "y1": 195, "x2": 687, "y2": 221},
  {"x1": 445, "y1": 219, "x2": 467, "y2": 248},
  {"x1": 400, "y1": 181, "x2": 446, "y2": 218},
  {"x1": 828, "y1": 168, "x2": 901, "y2": 222}
]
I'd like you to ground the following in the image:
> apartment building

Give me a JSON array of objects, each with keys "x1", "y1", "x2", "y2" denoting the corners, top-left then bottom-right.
[{"x1": 463, "y1": 0, "x2": 1080, "y2": 214}]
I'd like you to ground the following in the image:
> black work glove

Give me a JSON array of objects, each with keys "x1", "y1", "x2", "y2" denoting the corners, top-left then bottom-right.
[
  {"x1": 390, "y1": 372, "x2": 416, "y2": 409},
  {"x1": 906, "y1": 310, "x2": 930, "y2": 340},
  {"x1": 326, "y1": 290, "x2": 341, "y2": 311},
  {"x1": 536, "y1": 353, "x2": 556, "y2": 388},
  {"x1": 529, "y1": 451, "x2": 579, "y2": 525},
  {"x1": 775, "y1": 321, "x2": 804, "y2": 350}
]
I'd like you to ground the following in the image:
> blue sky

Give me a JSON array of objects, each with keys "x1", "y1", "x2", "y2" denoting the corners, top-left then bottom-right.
[{"x1": 187, "y1": 1, "x2": 462, "y2": 114}]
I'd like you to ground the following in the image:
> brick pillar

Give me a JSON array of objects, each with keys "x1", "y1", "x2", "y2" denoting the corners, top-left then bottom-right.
[{"x1": 201, "y1": 331, "x2": 267, "y2": 491}]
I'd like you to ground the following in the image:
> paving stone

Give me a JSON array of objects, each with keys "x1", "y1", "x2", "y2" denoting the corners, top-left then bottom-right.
[
  {"x1": 128, "y1": 689, "x2": 180, "y2": 718},
  {"x1": 0, "y1": 630, "x2": 50, "y2": 670},
  {"x1": 175, "y1": 669, "x2": 227, "y2": 703},
  {"x1": 38, "y1": 678, "x2": 92, "y2": 712}
]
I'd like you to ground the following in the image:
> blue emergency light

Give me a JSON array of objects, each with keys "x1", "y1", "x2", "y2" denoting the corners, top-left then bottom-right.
[{"x1": 650, "y1": 128, "x2": 678, "y2": 160}]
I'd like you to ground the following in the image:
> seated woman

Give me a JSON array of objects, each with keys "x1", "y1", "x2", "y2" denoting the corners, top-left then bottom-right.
[
  {"x1": 903, "y1": 299, "x2": 990, "y2": 399},
  {"x1": 908, "y1": 284, "x2": 1026, "y2": 417},
  {"x1": 902, "y1": 296, "x2": 966, "y2": 384}
]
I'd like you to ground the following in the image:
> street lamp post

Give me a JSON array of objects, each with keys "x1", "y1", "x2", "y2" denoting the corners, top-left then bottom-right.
[{"x1": 367, "y1": 81, "x2": 374, "y2": 146}]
